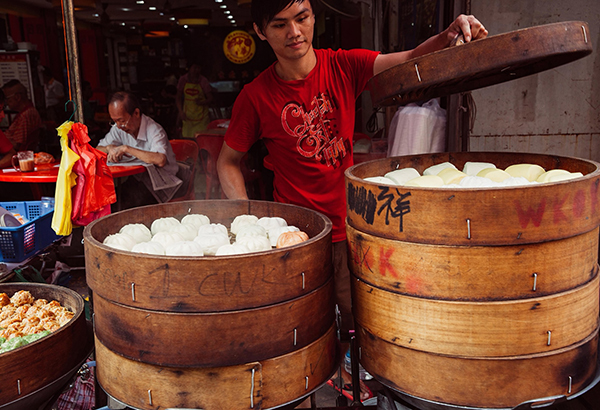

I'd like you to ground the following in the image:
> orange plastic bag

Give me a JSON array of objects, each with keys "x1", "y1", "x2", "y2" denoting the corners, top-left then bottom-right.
[{"x1": 69, "y1": 123, "x2": 116, "y2": 226}]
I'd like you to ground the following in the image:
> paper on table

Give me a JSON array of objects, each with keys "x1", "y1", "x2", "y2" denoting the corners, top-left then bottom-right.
[
  {"x1": 136, "y1": 164, "x2": 182, "y2": 203},
  {"x1": 107, "y1": 159, "x2": 147, "y2": 166}
]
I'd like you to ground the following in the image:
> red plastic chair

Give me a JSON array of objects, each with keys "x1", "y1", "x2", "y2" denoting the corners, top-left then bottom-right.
[{"x1": 169, "y1": 139, "x2": 199, "y2": 201}]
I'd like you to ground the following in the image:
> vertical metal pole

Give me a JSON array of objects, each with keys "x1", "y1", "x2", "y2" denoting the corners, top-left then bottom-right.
[
  {"x1": 350, "y1": 334, "x2": 361, "y2": 406},
  {"x1": 61, "y1": 0, "x2": 84, "y2": 123}
]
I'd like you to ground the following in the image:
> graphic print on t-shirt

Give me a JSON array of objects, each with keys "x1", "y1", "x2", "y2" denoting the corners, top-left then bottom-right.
[{"x1": 280, "y1": 91, "x2": 348, "y2": 168}]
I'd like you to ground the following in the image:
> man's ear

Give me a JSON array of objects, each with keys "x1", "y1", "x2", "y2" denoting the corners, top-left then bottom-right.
[{"x1": 254, "y1": 22, "x2": 267, "y2": 41}]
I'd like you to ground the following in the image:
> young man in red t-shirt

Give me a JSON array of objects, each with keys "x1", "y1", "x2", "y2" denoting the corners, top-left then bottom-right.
[{"x1": 217, "y1": 0, "x2": 487, "y2": 399}]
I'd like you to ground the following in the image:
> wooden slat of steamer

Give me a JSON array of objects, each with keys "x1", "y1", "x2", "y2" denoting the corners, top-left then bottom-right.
[
  {"x1": 93, "y1": 278, "x2": 334, "y2": 367},
  {"x1": 352, "y1": 274, "x2": 599, "y2": 357},
  {"x1": 347, "y1": 224, "x2": 599, "y2": 300},
  {"x1": 95, "y1": 325, "x2": 337, "y2": 410},
  {"x1": 84, "y1": 200, "x2": 332, "y2": 312},
  {"x1": 0, "y1": 284, "x2": 90, "y2": 405},
  {"x1": 345, "y1": 152, "x2": 600, "y2": 245},
  {"x1": 368, "y1": 21, "x2": 592, "y2": 107},
  {"x1": 357, "y1": 325, "x2": 598, "y2": 409},
  {"x1": 260, "y1": 325, "x2": 337, "y2": 408}
]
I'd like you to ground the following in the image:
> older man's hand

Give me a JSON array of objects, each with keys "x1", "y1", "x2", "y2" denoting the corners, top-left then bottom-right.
[{"x1": 107, "y1": 145, "x2": 129, "y2": 163}]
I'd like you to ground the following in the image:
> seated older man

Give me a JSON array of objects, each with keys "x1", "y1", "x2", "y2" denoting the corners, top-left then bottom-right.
[
  {"x1": 1, "y1": 80, "x2": 42, "y2": 151},
  {"x1": 97, "y1": 91, "x2": 180, "y2": 209}
]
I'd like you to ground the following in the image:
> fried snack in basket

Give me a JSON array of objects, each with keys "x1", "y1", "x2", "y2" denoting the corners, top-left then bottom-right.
[{"x1": 0, "y1": 290, "x2": 74, "y2": 352}]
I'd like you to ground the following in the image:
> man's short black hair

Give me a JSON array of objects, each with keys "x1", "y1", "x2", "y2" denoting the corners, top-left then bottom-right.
[
  {"x1": 109, "y1": 91, "x2": 142, "y2": 116},
  {"x1": 41, "y1": 66, "x2": 53, "y2": 77},
  {"x1": 2, "y1": 79, "x2": 25, "y2": 92},
  {"x1": 2, "y1": 80, "x2": 28, "y2": 102},
  {"x1": 251, "y1": 0, "x2": 315, "y2": 35}
]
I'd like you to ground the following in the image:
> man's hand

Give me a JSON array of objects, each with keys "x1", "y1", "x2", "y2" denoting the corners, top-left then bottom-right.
[
  {"x1": 442, "y1": 14, "x2": 488, "y2": 45},
  {"x1": 373, "y1": 14, "x2": 488, "y2": 76},
  {"x1": 106, "y1": 144, "x2": 129, "y2": 163}
]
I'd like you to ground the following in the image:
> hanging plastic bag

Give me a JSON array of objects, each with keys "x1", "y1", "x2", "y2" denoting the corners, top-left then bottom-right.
[
  {"x1": 51, "y1": 122, "x2": 80, "y2": 236},
  {"x1": 69, "y1": 123, "x2": 115, "y2": 226},
  {"x1": 387, "y1": 98, "x2": 446, "y2": 157}
]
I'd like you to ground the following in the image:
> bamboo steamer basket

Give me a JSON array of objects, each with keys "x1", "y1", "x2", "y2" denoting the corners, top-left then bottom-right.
[
  {"x1": 357, "y1": 326, "x2": 598, "y2": 408},
  {"x1": 85, "y1": 200, "x2": 332, "y2": 312},
  {"x1": 95, "y1": 325, "x2": 337, "y2": 410},
  {"x1": 0, "y1": 283, "x2": 91, "y2": 407},
  {"x1": 345, "y1": 152, "x2": 600, "y2": 408},
  {"x1": 84, "y1": 200, "x2": 336, "y2": 409},
  {"x1": 92, "y1": 277, "x2": 333, "y2": 367},
  {"x1": 346, "y1": 152, "x2": 600, "y2": 245}
]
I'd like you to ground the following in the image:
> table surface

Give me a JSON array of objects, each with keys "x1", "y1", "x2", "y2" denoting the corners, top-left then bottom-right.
[{"x1": 0, "y1": 162, "x2": 146, "y2": 183}]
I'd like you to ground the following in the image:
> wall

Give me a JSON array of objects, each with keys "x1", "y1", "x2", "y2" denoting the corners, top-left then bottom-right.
[
  {"x1": 4, "y1": 8, "x2": 105, "y2": 109},
  {"x1": 469, "y1": 0, "x2": 600, "y2": 162}
]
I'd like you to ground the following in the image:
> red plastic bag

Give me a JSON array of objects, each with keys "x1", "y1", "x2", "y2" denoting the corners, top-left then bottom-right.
[{"x1": 69, "y1": 123, "x2": 116, "y2": 225}]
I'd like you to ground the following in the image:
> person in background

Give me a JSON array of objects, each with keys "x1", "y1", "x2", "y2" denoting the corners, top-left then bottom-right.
[
  {"x1": 0, "y1": 87, "x2": 36, "y2": 201},
  {"x1": 164, "y1": 66, "x2": 179, "y2": 88},
  {"x1": 81, "y1": 80, "x2": 103, "y2": 146},
  {"x1": 40, "y1": 65, "x2": 66, "y2": 123},
  {"x1": 0, "y1": 90, "x2": 16, "y2": 169},
  {"x1": 1, "y1": 80, "x2": 43, "y2": 151},
  {"x1": 96, "y1": 91, "x2": 179, "y2": 209},
  {"x1": 176, "y1": 63, "x2": 213, "y2": 139},
  {"x1": 217, "y1": 0, "x2": 487, "y2": 402}
]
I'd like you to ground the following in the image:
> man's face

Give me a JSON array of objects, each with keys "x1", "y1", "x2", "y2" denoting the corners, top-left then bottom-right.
[
  {"x1": 189, "y1": 64, "x2": 201, "y2": 81},
  {"x1": 3, "y1": 87, "x2": 22, "y2": 111},
  {"x1": 255, "y1": 0, "x2": 315, "y2": 62},
  {"x1": 108, "y1": 101, "x2": 141, "y2": 138}
]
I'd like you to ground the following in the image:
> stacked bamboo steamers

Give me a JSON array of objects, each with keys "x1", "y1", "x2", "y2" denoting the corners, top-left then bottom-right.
[
  {"x1": 345, "y1": 152, "x2": 600, "y2": 408},
  {"x1": 84, "y1": 200, "x2": 336, "y2": 410},
  {"x1": 345, "y1": 21, "x2": 598, "y2": 410}
]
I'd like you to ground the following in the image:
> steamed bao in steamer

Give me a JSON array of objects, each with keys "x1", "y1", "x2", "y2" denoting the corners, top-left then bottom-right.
[
  {"x1": 364, "y1": 161, "x2": 584, "y2": 188},
  {"x1": 103, "y1": 213, "x2": 310, "y2": 255}
]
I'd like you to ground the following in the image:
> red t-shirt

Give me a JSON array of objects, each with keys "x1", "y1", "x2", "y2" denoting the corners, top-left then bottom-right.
[{"x1": 225, "y1": 48, "x2": 378, "y2": 242}]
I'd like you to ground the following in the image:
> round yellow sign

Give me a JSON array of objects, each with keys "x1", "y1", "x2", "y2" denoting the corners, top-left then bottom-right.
[{"x1": 223, "y1": 30, "x2": 256, "y2": 64}]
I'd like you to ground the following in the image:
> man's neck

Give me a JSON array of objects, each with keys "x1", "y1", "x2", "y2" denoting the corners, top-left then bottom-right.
[
  {"x1": 16, "y1": 101, "x2": 32, "y2": 114},
  {"x1": 274, "y1": 47, "x2": 317, "y2": 81}
]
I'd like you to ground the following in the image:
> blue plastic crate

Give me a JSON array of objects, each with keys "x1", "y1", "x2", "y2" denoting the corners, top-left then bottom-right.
[{"x1": 0, "y1": 201, "x2": 61, "y2": 263}]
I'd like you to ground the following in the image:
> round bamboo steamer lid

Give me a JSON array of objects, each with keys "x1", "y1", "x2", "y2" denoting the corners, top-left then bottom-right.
[
  {"x1": 368, "y1": 21, "x2": 592, "y2": 107},
  {"x1": 347, "y1": 224, "x2": 599, "y2": 300},
  {"x1": 95, "y1": 324, "x2": 338, "y2": 410},
  {"x1": 84, "y1": 200, "x2": 332, "y2": 312},
  {"x1": 93, "y1": 278, "x2": 334, "y2": 367},
  {"x1": 0, "y1": 283, "x2": 91, "y2": 405},
  {"x1": 357, "y1": 325, "x2": 598, "y2": 409},
  {"x1": 353, "y1": 274, "x2": 598, "y2": 357},
  {"x1": 345, "y1": 152, "x2": 600, "y2": 245}
]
